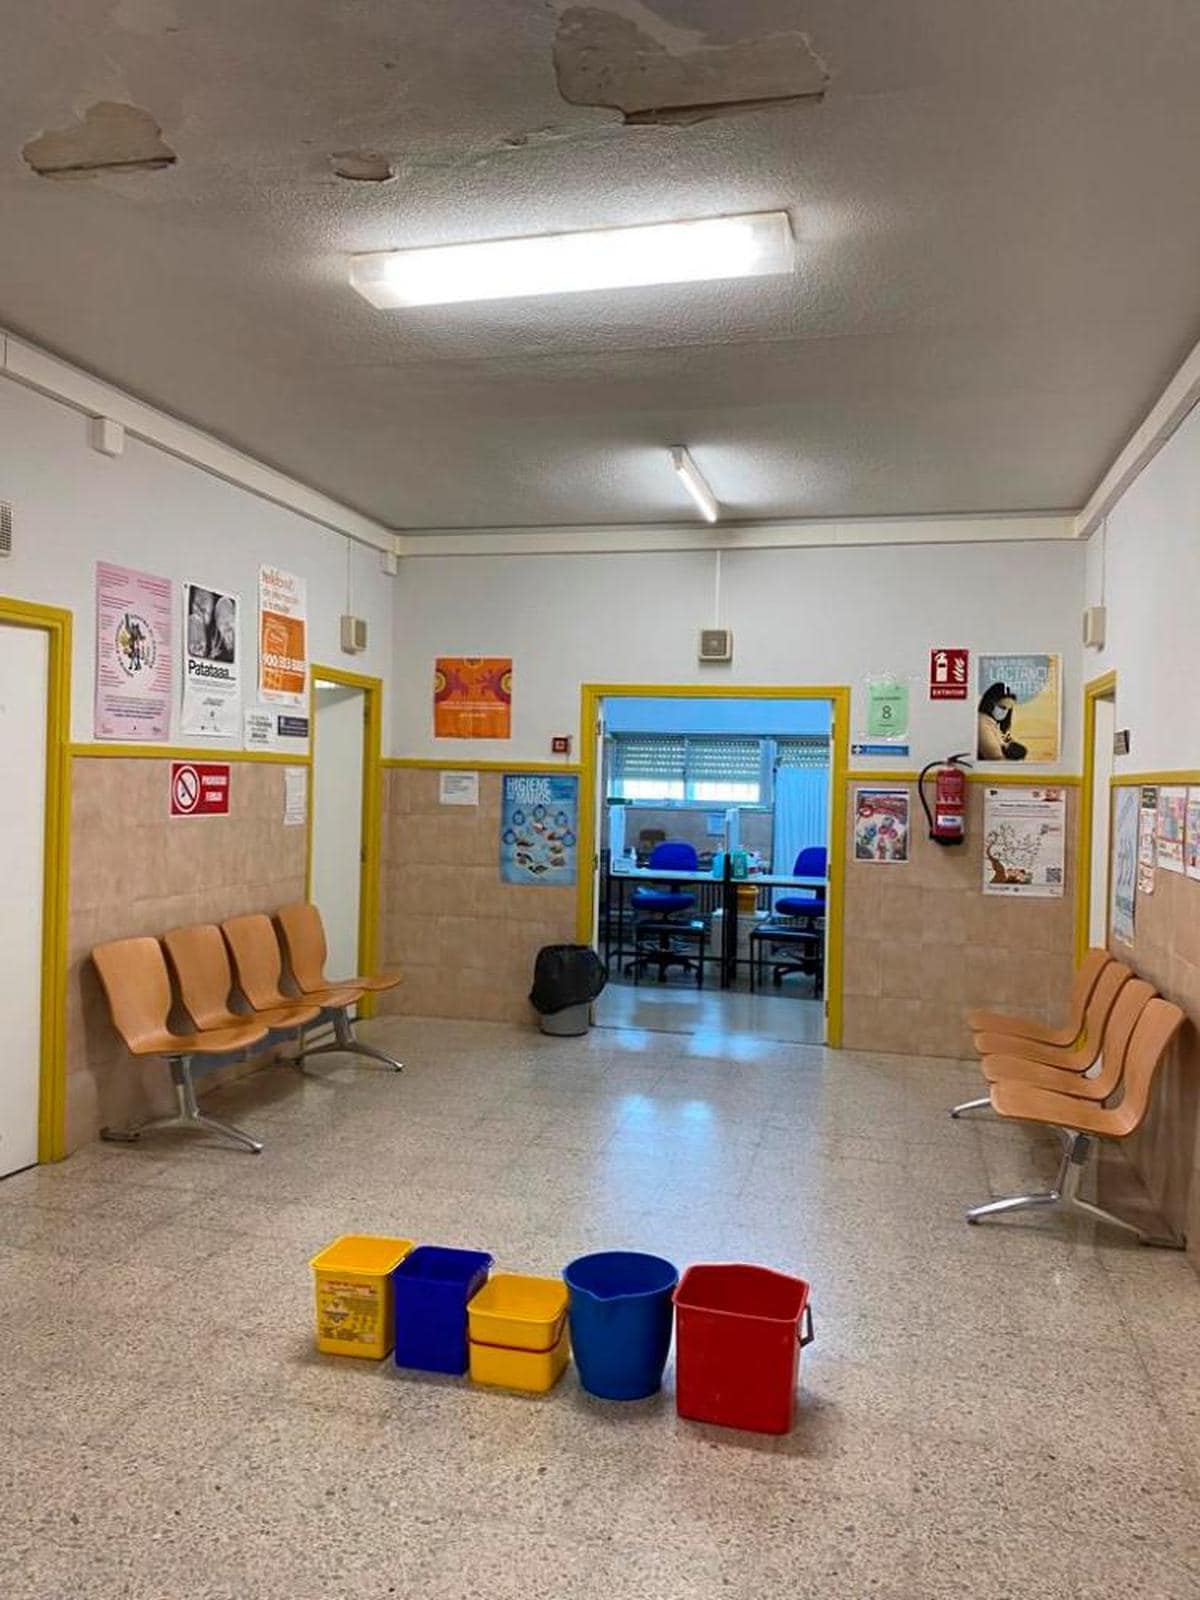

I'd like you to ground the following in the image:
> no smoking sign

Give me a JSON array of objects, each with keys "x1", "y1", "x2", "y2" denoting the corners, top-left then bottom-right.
[{"x1": 170, "y1": 761, "x2": 231, "y2": 818}]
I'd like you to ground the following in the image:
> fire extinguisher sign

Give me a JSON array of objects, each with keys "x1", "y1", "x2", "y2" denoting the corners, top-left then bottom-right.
[{"x1": 929, "y1": 648, "x2": 969, "y2": 700}]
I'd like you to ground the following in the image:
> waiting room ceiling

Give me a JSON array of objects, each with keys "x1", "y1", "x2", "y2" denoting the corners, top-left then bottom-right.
[{"x1": 3, "y1": 1, "x2": 1199, "y2": 531}]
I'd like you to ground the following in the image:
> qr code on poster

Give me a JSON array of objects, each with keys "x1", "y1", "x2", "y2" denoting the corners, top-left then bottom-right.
[{"x1": 1046, "y1": 867, "x2": 1062, "y2": 884}]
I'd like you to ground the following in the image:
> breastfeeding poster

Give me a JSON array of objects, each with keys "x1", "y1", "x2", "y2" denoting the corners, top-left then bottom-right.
[
  {"x1": 434, "y1": 657, "x2": 512, "y2": 738},
  {"x1": 499, "y1": 773, "x2": 578, "y2": 886},
  {"x1": 181, "y1": 580, "x2": 240, "y2": 738},
  {"x1": 94, "y1": 561, "x2": 173, "y2": 740},
  {"x1": 258, "y1": 565, "x2": 308, "y2": 707},
  {"x1": 976, "y1": 654, "x2": 1061, "y2": 763}
]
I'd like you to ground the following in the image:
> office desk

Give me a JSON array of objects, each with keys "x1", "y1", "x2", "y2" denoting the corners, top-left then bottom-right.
[{"x1": 604, "y1": 868, "x2": 827, "y2": 989}]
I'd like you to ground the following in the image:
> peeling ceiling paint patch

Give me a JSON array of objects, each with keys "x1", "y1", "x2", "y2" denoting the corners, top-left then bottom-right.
[
  {"x1": 553, "y1": 5, "x2": 828, "y2": 125},
  {"x1": 331, "y1": 151, "x2": 395, "y2": 183},
  {"x1": 22, "y1": 101, "x2": 176, "y2": 177}
]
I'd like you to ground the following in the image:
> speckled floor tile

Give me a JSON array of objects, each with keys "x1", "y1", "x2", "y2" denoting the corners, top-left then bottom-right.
[{"x1": 1, "y1": 1012, "x2": 1198, "y2": 1600}]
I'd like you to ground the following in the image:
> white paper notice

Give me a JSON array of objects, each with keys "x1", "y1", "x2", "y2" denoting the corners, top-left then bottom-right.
[
  {"x1": 284, "y1": 765, "x2": 307, "y2": 826},
  {"x1": 244, "y1": 708, "x2": 277, "y2": 749},
  {"x1": 439, "y1": 770, "x2": 479, "y2": 806},
  {"x1": 982, "y1": 786, "x2": 1066, "y2": 897}
]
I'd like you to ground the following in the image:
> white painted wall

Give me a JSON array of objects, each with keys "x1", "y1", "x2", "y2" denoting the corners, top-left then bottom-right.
[
  {"x1": 0, "y1": 624, "x2": 47, "y2": 1175},
  {"x1": 0, "y1": 376, "x2": 394, "y2": 746},
  {"x1": 311, "y1": 682, "x2": 365, "y2": 980},
  {"x1": 392, "y1": 542, "x2": 1086, "y2": 769},
  {"x1": 1083, "y1": 400, "x2": 1200, "y2": 773}
]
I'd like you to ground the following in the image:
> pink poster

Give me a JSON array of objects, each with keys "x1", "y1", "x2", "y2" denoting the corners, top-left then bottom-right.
[{"x1": 94, "y1": 561, "x2": 173, "y2": 740}]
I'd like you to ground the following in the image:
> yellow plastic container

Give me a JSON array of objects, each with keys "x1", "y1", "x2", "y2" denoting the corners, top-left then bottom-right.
[
  {"x1": 469, "y1": 1327, "x2": 570, "y2": 1393},
  {"x1": 467, "y1": 1272, "x2": 568, "y2": 1353},
  {"x1": 310, "y1": 1234, "x2": 414, "y2": 1359}
]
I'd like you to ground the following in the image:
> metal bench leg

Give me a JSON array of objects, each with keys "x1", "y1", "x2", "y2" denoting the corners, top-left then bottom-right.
[
  {"x1": 950, "y1": 1096, "x2": 993, "y2": 1119},
  {"x1": 101, "y1": 1056, "x2": 264, "y2": 1154},
  {"x1": 295, "y1": 1008, "x2": 403, "y2": 1072}
]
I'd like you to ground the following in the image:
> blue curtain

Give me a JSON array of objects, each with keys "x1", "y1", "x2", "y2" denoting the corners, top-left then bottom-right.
[{"x1": 772, "y1": 767, "x2": 828, "y2": 902}]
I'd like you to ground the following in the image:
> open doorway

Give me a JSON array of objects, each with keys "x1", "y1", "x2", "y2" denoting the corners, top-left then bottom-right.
[
  {"x1": 583, "y1": 691, "x2": 840, "y2": 1046},
  {"x1": 1079, "y1": 671, "x2": 1117, "y2": 957},
  {"x1": 309, "y1": 666, "x2": 383, "y2": 1011}
]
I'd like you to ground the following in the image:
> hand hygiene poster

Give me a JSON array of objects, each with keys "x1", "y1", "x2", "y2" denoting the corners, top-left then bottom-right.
[
  {"x1": 434, "y1": 657, "x2": 512, "y2": 739},
  {"x1": 499, "y1": 773, "x2": 578, "y2": 886},
  {"x1": 181, "y1": 580, "x2": 240, "y2": 738},
  {"x1": 258, "y1": 565, "x2": 308, "y2": 707},
  {"x1": 976, "y1": 654, "x2": 1061, "y2": 763},
  {"x1": 94, "y1": 561, "x2": 173, "y2": 740}
]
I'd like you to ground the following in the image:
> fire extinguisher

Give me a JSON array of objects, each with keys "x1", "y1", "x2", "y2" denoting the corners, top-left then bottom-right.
[{"x1": 919, "y1": 753, "x2": 972, "y2": 846}]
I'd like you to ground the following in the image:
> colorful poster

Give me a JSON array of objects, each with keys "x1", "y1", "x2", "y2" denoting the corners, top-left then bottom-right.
[
  {"x1": 258, "y1": 566, "x2": 308, "y2": 707},
  {"x1": 181, "y1": 580, "x2": 240, "y2": 739},
  {"x1": 434, "y1": 657, "x2": 512, "y2": 739},
  {"x1": 1137, "y1": 787, "x2": 1158, "y2": 897},
  {"x1": 853, "y1": 789, "x2": 909, "y2": 863},
  {"x1": 94, "y1": 562, "x2": 172, "y2": 740},
  {"x1": 976, "y1": 654, "x2": 1061, "y2": 764},
  {"x1": 1111, "y1": 785, "x2": 1139, "y2": 945},
  {"x1": 1186, "y1": 789, "x2": 1200, "y2": 882},
  {"x1": 1156, "y1": 785, "x2": 1186, "y2": 873},
  {"x1": 500, "y1": 773, "x2": 578, "y2": 886},
  {"x1": 866, "y1": 679, "x2": 909, "y2": 739},
  {"x1": 982, "y1": 786, "x2": 1066, "y2": 897}
]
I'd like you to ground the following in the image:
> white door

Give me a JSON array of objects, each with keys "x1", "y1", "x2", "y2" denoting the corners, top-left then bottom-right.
[
  {"x1": 312, "y1": 681, "x2": 365, "y2": 982},
  {"x1": 0, "y1": 624, "x2": 48, "y2": 1176},
  {"x1": 1089, "y1": 696, "x2": 1116, "y2": 948}
]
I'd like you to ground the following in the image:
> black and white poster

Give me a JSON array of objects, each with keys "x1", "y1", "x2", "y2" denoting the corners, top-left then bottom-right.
[{"x1": 181, "y1": 580, "x2": 240, "y2": 739}]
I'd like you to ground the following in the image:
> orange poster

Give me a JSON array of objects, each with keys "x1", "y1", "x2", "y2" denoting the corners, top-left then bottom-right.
[
  {"x1": 258, "y1": 565, "x2": 308, "y2": 707},
  {"x1": 434, "y1": 657, "x2": 512, "y2": 739}
]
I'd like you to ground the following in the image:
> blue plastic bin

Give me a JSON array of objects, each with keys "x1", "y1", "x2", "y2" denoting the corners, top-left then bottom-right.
[
  {"x1": 563, "y1": 1251, "x2": 679, "y2": 1401},
  {"x1": 392, "y1": 1246, "x2": 493, "y2": 1375}
]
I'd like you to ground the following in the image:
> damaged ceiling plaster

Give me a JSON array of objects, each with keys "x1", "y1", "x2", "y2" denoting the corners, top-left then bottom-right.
[
  {"x1": 330, "y1": 150, "x2": 395, "y2": 183},
  {"x1": 22, "y1": 101, "x2": 176, "y2": 177},
  {"x1": 552, "y1": 2, "x2": 829, "y2": 125}
]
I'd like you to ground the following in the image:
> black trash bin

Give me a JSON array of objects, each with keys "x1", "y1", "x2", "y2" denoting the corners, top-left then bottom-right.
[{"x1": 529, "y1": 944, "x2": 607, "y2": 1035}]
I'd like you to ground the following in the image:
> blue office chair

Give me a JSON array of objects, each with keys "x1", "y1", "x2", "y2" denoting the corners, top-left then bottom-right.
[
  {"x1": 629, "y1": 840, "x2": 702, "y2": 984},
  {"x1": 775, "y1": 846, "x2": 827, "y2": 919}
]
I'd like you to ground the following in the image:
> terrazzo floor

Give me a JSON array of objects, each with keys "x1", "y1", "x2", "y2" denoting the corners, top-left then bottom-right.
[{"x1": 2, "y1": 1013, "x2": 1199, "y2": 1599}]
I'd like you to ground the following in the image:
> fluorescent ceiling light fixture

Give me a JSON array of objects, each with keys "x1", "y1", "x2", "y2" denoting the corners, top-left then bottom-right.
[
  {"x1": 348, "y1": 211, "x2": 793, "y2": 309},
  {"x1": 671, "y1": 446, "x2": 719, "y2": 523}
]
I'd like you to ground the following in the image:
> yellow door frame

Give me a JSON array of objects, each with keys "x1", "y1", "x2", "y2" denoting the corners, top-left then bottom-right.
[
  {"x1": 1075, "y1": 669, "x2": 1118, "y2": 962},
  {"x1": 308, "y1": 664, "x2": 384, "y2": 1016},
  {"x1": 0, "y1": 597, "x2": 72, "y2": 1163},
  {"x1": 576, "y1": 682, "x2": 851, "y2": 1047}
]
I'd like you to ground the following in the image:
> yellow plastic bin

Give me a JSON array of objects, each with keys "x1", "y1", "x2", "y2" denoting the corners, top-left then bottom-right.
[
  {"x1": 310, "y1": 1234, "x2": 414, "y2": 1359},
  {"x1": 467, "y1": 1272, "x2": 571, "y2": 1393},
  {"x1": 470, "y1": 1327, "x2": 570, "y2": 1393}
]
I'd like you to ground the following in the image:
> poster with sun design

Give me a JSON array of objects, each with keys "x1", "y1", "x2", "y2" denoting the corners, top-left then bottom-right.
[
  {"x1": 500, "y1": 773, "x2": 578, "y2": 886},
  {"x1": 433, "y1": 657, "x2": 512, "y2": 738}
]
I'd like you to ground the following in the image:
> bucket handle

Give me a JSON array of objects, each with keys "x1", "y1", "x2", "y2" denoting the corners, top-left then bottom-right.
[{"x1": 799, "y1": 1305, "x2": 815, "y2": 1348}]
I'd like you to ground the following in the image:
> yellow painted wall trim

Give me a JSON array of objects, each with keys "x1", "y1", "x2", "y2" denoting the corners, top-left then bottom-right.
[
  {"x1": 309, "y1": 665, "x2": 384, "y2": 1018},
  {"x1": 0, "y1": 595, "x2": 72, "y2": 1164},
  {"x1": 70, "y1": 742, "x2": 310, "y2": 765},
  {"x1": 1076, "y1": 672, "x2": 1118, "y2": 963},
  {"x1": 575, "y1": 681, "x2": 849, "y2": 1049},
  {"x1": 383, "y1": 757, "x2": 582, "y2": 774},
  {"x1": 968, "y1": 771, "x2": 1082, "y2": 787},
  {"x1": 1110, "y1": 770, "x2": 1200, "y2": 786},
  {"x1": 845, "y1": 770, "x2": 918, "y2": 783}
]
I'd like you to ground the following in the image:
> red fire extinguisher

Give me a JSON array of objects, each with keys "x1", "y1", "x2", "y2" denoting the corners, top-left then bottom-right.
[{"x1": 918, "y1": 754, "x2": 972, "y2": 846}]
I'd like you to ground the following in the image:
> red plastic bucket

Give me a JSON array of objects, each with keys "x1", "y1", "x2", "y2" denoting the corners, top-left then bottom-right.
[{"x1": 673, "y1": 1263, "x2": 813, "y2": 1434}]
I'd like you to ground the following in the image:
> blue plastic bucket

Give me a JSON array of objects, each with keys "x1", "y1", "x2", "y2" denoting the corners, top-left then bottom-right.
[
  {"x1": 563, "y1": 1251, "x2": 679, "y2": 1401},
  {"x1": 392, "y1": 1246, "x2": 493, "y2": 1375}
]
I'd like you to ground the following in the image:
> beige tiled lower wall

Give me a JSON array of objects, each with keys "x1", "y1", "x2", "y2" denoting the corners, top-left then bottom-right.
[
  {"x1": 841, "y1": 783, "x2": 1077, "y2": 1060},
  {"x1": 380, "y1": 769, "x2": 575, "y2": 1024},
  {"x1": 1108, "y1": 860, "x2": 1200, "y2": 1260},
  {"x1": 66, "y1": 758, "x2": 306, "y2": 1151}
]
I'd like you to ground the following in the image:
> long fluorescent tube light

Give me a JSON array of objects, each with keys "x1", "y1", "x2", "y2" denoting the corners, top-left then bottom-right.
[
  {"x1": 671, "y1": 446, "x2": 719, "y2": 523},
  {"x1": 349, "y1": 211, "x2": 793, "y2": 309}
]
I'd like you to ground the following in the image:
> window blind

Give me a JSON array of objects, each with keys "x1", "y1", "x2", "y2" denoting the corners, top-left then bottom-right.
[
  {"x1": 685, "y1": 737, "x2": 761, "y2": 785},
  {"x1": 776, "y1": 736, "x2": 830, "y2": 770}
]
